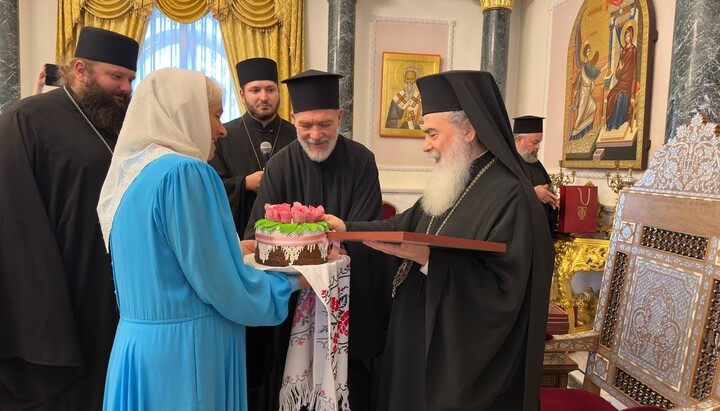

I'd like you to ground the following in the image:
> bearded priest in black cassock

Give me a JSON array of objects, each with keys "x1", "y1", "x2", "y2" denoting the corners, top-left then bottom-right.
[
  {"x1": 513, "y1": 115, "x2": 558, "y2": 232},
  {"x1": 209, "y1": 58, "x2": 296, "y2": 237},
  {"x1": 325, "y1": 71, "x2": 554, "y2": 410},
  {"x1": 0, "y1": 28, "x2": 139, "y2": 410},
  {"x1": 244, "y1": 70, "x2": 395, "y2": 411}
]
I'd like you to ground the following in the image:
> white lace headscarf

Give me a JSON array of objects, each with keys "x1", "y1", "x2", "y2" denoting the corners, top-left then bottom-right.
[{"x1": 97, "y1": 68, "x2": 213, "y2": 250}]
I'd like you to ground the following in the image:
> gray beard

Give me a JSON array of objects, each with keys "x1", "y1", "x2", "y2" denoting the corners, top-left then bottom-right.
[
  {"x1": 421, "y1": 136, "x2": 473, "y2": 217},
  {"x1": 520, "y1": 150, "x2": 539, "y2": 163},
  {"x1": 299, "y1": 136, "x2": 338, "y2": 162}
]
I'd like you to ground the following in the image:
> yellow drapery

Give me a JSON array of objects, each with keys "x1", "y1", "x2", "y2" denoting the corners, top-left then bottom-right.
[{"x1": 56, "y1": 0, "x2": 304, "y2": 119}]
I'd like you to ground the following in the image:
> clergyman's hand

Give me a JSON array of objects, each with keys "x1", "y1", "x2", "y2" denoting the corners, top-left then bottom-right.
[
  {"x1": 245, "y1": 170, "x2": 264, "y2": 192},
  {"x1": 534, "y1": 184, "x2": 559, "y2": 209},
  {"x1": 323, "y1": 214, "x2": 346, "y2": 232},
  {"x1": 363, "y1": 240, "x2": 429, "y2": 266}
]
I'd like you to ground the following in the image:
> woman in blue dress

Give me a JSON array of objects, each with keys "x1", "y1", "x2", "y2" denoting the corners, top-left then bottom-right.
[{"x1": 97, "y1": 68, "x2": 303, "y2": 410}]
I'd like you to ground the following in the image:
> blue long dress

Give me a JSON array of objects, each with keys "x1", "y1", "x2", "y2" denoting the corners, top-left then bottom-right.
[{"x1": 103, "y1": 154, "x2": 293, "y2": 410}]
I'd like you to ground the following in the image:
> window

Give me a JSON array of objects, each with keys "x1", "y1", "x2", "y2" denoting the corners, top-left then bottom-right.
[{"x1": 135, "y1": 7, "x2": 241, "y2": 122}]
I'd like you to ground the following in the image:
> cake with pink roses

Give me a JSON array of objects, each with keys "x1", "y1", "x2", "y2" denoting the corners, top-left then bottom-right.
[{"x1": 254, "y1": 202, "x2": 330, "y2": 267}]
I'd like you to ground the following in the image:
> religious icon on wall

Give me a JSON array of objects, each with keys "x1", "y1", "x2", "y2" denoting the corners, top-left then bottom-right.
[
  {"x1": 562, "y1": 0, "x2": 654, "y2": 169},
  {"x1": 380, "y1": 52, "x2": 441, "y2": 138}
]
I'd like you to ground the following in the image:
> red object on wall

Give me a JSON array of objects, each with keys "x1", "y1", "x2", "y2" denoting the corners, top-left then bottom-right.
[{"x1": 558, "y1": 185, "x2": 598, "y2": 234}]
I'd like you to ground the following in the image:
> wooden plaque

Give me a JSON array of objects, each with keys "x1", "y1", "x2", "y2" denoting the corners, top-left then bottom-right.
[{"x1": 327, "y1": 231, "x2": 506, "y2": 252}]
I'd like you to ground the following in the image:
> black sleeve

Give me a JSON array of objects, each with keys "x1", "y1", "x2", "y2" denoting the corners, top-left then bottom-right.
[
  {"x1": 243, "y1": 160, "x2": 275, "y2": 240},
  {"x1": 0, "y1": 109, "x2": 84, "y2": 406},
  {"x1": 208, "y1": 143, "x2": 253, "y2": 235}
]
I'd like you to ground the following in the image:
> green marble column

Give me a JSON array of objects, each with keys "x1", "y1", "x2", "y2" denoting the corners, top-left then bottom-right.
[
  {"x1": 480, "y1": 0, "x2": 514, "y2": 98},
  {"x1": 328, "y1": 0, "x2": 356, "y2": 139},
  {"x1": 665, "y1": 0, "x2": 720, "y2": 141},
  {"x1": 0, "y1": 0, "x2": 20, "y2": 113}
]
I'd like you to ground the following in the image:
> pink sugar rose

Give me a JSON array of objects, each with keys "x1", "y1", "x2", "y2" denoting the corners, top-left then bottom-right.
[
  {"x1": 291, "y1": 202, "x2": 309, "y2": 223},
  {"x1": 306, "y1": 205, "x2": 325, "y2": 223},
  {"x1": 263, "y1": 203, "x2": 274, "y2": 220},
  {"x1": 292, "y1": 210, "x2": 307, "y2": 223},
  {"x1": 264, "y1": 203, "x2": 292, "y2": 222},
  {"x1": 278, "y1": 209, "x2": 292, "y2": 223}
]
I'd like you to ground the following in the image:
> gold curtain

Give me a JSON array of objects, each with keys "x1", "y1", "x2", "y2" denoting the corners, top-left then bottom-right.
[{"x1": 56, "y1": 0, "x2": 304, "y2": 119}]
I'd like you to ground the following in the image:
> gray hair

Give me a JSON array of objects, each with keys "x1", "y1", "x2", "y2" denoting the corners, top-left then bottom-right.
[
  {"x1": 205, "y1": 76, "x2": 223, "y2": 107},
  {"x1": 447, "y1": 110, "x2": 470, "y2": 130}
]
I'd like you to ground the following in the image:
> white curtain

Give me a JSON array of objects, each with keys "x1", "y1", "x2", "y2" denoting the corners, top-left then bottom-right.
[{"x1": 135, "y1": 7, "x2": 241, "y2": 122}]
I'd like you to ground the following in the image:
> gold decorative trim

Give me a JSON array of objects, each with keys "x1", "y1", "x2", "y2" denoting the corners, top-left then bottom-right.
[
  {"x1": 480, "y1": 0, "x2": 514, "y2": 11},
  {"x1": 551, "y1": 236, "x2": 609, "y2": 333}
]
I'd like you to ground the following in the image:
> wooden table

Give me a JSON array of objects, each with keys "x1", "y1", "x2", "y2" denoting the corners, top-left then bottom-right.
[{"x1": 542, "y1": 353, "x2": 579, "y2": 388}]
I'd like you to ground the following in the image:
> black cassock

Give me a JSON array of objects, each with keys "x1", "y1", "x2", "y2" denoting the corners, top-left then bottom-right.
[
  {"x1": 526, "y1": 160, "x2": 558, "y2": 232},
  {"x1": 0, "y1": 88, "x2": 118, "y2": 410},
  {"x1": 244, "y1": 137, "x2": 395, "y2": 411},
  {"x1": 209, "y1": 113, "x2": 296, "y2": 236},
  {"x1": 349, "y1": 154, "x2": 555, "y2": 411}
]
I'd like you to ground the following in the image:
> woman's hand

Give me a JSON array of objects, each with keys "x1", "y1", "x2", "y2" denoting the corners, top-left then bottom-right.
[
  {"x1": 240, "y1": 239, "x2": 256, "y2": 256},
  {"x1": 296, "y1": 274, "x2": 311, "y2": 290}
]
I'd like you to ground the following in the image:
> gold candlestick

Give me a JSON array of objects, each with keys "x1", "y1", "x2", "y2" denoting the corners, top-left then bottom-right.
[
  {"x1": 549, "y1": 160, "x2": 576, "y2": 193},
  {"x1": 605, "y1": 161, "x2": 637, "y2": 218},
  {"x1": 605, "y1": 160, "x2": 636, "y2": 195}
]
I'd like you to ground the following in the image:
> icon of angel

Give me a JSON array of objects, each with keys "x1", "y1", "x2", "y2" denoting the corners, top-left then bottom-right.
[{"x1": 568, "y1": 24, "x2": 603, "y2": 142}]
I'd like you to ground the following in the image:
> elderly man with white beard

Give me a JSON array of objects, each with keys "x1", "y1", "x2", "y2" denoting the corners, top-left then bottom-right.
[
  {"x1": 243, "y1": 69, "x2": 396, "y2": 411},
  {"x1": 325, "y1": 70, "x2": 554, "y2": 411}
]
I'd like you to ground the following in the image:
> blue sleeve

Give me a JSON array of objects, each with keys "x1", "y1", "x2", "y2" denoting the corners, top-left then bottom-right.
[{"x1": 157, "y1": 159, "x2": 292, "y2": 326}]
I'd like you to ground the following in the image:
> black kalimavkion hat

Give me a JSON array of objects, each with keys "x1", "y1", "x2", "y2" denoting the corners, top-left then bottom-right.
[
  {"x1": 281, "y1": 69, "x2": 343, "y2": 113},
  {"x1": 74, "y1": 27, "x2": 139, "y2": 72},
  {"x1": 236, "y1": 57, "x2": 278, "y2": 88},
  {"x1": 415, "y1": 74, "x2": 463, "y2": 115},
  {"x1": 513, "y1": 115, "x2": 544, "y2": 134}
]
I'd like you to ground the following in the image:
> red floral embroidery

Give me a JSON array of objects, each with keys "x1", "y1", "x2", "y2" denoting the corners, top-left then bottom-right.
[
  {"x1": 330, "y1": 296, "x2": 339, "y2": 312},
  {"x1": 337, "y1": 311, "x2": 349, "y2": 336},
  {"x1": 293, "y1": 291, "x2": 316, "y2": 326}
]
